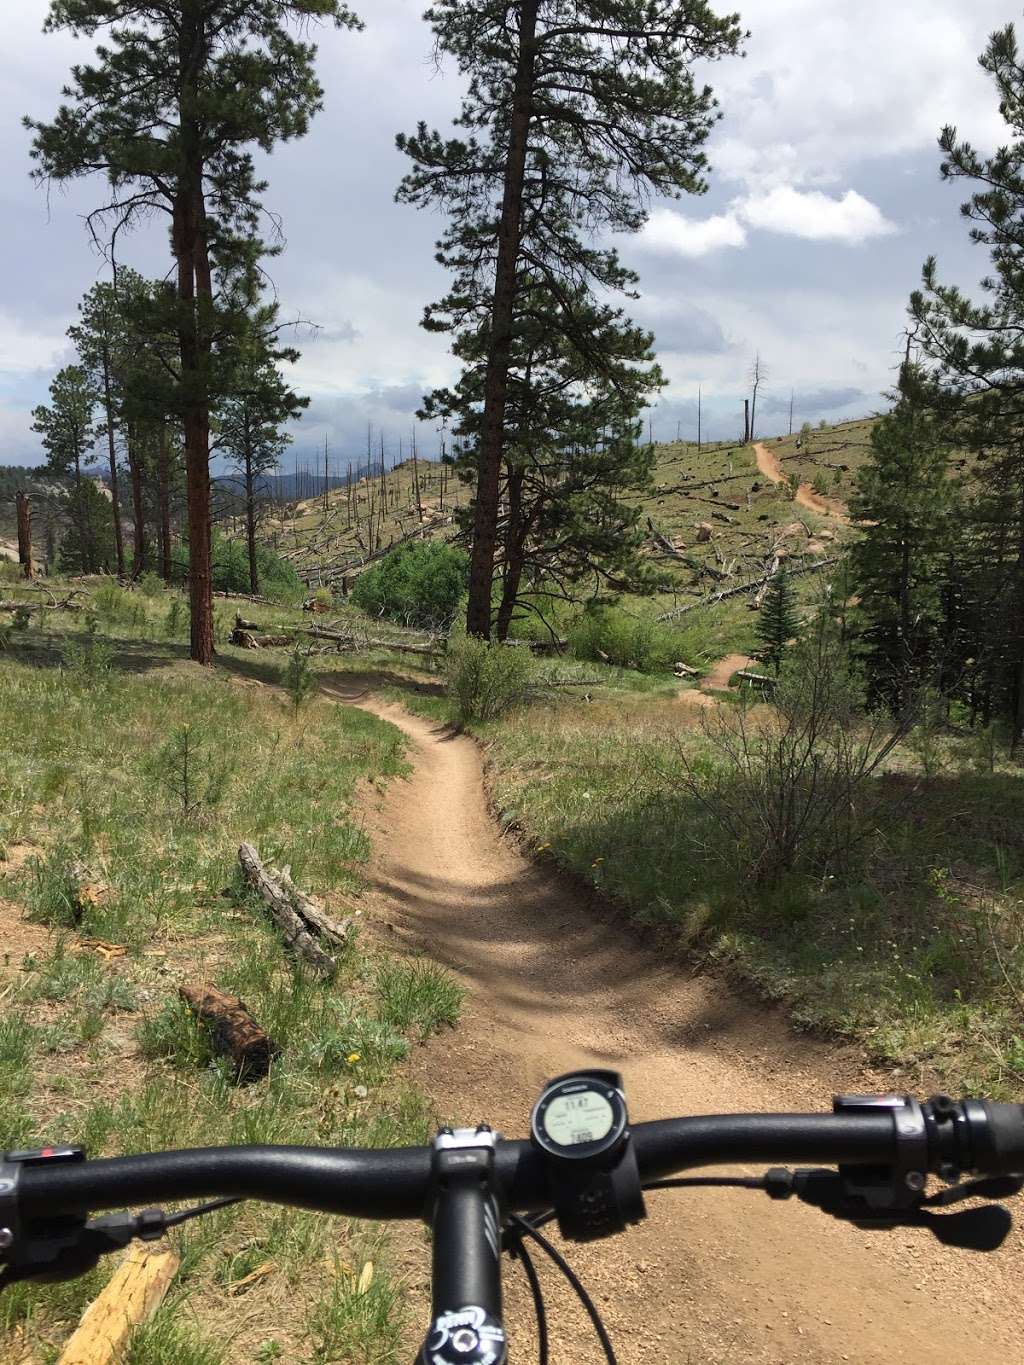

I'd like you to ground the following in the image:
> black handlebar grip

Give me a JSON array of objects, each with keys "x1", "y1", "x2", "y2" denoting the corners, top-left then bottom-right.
[{"x1": 975, "y1": 1102, "x2": 1024, "y2": 1174}]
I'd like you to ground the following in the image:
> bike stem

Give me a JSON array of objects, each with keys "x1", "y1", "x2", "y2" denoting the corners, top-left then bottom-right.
[{"x1": 418, "y1": 1128, "x2": 508, "y2": 1365}]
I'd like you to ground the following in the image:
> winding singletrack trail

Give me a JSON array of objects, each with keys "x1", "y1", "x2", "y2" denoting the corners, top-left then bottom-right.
[
  {"x1": 323, "y1": 678, "x2": 1024, "y2": 1363},
  {"x1": 754, "y1": 441, "x2": 850, "y2": 523}
]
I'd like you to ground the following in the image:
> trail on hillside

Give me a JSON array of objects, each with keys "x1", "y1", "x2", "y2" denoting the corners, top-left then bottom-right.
[
  {"x1": 754, "y1": 441, "x2": 850, "y2": 523},
  {"x1": 700, "y1": 652, "x2": 755, "y2": 691},
  {"x1": 319, "y1": 676, "x2": 1024, "y2": 1365}
]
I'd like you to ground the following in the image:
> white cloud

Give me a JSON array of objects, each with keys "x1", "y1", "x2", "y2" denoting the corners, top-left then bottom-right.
[
  {"x1": 737, "y1": 187, "x2": 897, "y2": 243},
  {"x1": 639, "y1": 208, "x2": 747, "y2": 258},
  {"x1": 705, "y1": 0, "x2": 1010, "y2": 193},
  {"x1": 637, "y1": 185, "x2": 895, "y2": 259}
]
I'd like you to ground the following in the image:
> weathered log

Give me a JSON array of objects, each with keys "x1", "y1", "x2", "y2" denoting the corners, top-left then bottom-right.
[
  {"x1": 213, "y1": 589, "x2": 275, "y2": 604},
  {"x1": 735, "y1": 670, "x2": 778, "y2": 689},
  {"x1": 238, "y1": 842, "x2": 337, "y2": 977},
  {"x1": 234, "y1": 612, "x2": 261, "y2": 631},
  {"x1": 229, "y1": 630, "x2": 295, "y2": 649},
  {"x1": 275, "y1": 864, "x2": 354, "y2": 948},
  {"x1": 56, "y1": 1243, "x2": 179, "y2": 1365},
  {"x1": 179, "y1": 982, "x2": 278, "y2": 1081}
]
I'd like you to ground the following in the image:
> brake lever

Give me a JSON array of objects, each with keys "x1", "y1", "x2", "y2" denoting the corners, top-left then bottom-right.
[
  {"x1": 763, "y1": 1169, "x2": 1016, "y2": 1252},
  {"x1": 0, "y1": 1209, "x2": 166, "y2": 1289}
]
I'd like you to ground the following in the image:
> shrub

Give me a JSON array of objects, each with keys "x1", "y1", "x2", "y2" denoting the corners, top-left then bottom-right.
[
  {"x1": 63, "y1": 620, "x2": 114, "y2": 680},
  {"x1": 679, "y1": 617, "x2": 908, "y2": 884},
  {"x1": 351, "y1": 541, "x2": 468, "y2": 630},
  {"x1": 445, "y1": 636, "x2": 534, "y2": 723},
  {"x1": 568, "y1": 606, "x2": 687, "y2": 673},
  {"x1": 281, "y1": 647, "x2": 319, "y2": 715},
  {"x1": 173, "y1": 530, "x2": 303, "y2": 602}
]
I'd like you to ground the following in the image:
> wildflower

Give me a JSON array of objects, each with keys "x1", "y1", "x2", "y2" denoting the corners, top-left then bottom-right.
[{"x1": 346, "y1": 1052, "x2": 361, "y2": 1064}]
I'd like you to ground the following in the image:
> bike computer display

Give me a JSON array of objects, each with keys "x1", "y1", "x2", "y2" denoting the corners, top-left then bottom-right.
[{"x1": 531, "y1": 1071, "x2": 628, "y2": 1162}]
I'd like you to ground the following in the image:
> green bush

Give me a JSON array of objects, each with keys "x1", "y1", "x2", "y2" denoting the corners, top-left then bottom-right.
[
  {"x1": 172, "y1": 530, "x2": 303, "y2": 602},
  {"x1": 445, "y1": 636, "x2": 534, "y2": 723},
  {"x1": 351, "y1": 541, "x2": 468, "y2": 630},
  {"x1": 568, "y1": 606, "x2": 687, "y2": 673}
]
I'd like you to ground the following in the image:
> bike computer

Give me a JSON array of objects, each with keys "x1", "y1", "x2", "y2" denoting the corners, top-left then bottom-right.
[
  {"x1": 530, "y1": 1070, "x2": 645, "y2": 1241},
  {"x1": 531, "y1": 1071, "x2": 628, "y2": 1162}
]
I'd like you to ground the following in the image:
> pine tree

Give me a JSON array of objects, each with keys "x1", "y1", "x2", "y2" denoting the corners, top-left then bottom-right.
[
  {"x1": 756, "y1": 569, "x2": 799, "y2": 674},
  {"x1": 422, "y1": 282, "x2": 666, "y2": 639},
  {"x1": 27, "y1": 0, "x2": 361, "y2": 662},
  {"x1": 909, "y1": 21, "x2": 1024, "y2": 745},
  {"x1": 397, "y1": 0, "x2": 743, "y2": 637},
  {"x1": 68, "y1": 282, "x2": 127, "y2": 577},
  {"x1": 849, "y1": 365, "x2": 958, "y2": 711},
  {"x1": 31, "y1": 366, "x2": 99, "y2": 572},
  {"x1": 217, "y1": 296, "x2": 308, "y2": 595}
]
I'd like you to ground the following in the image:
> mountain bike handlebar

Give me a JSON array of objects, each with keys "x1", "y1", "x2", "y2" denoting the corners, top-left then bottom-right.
[
  {"x1": 1, "y1": 1107, "x2": 1012, "y2": 1218},
  {"x1": 4, "y1": 1092, "x2": 1023, "y2": 1364},
  {"x1": 12, "y1": 1096, "x2": 1024, "y2": 1221}
]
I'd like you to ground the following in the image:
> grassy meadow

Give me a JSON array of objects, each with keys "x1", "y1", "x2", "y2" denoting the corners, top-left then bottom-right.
[{"x1": 0, "y1": 584, "x2": 461, "y2": 1364}]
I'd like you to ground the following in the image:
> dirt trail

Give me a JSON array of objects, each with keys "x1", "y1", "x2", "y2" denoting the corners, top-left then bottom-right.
[
  {"x1": 323, "y1": 678, "x2": 1024, "y2": 1364},
  {"x1": 700, "y1": 652, "x2": 755, "y2": 691},
  {"x1": 753, "y1": 441, "x2": 850, "y2": 523}
]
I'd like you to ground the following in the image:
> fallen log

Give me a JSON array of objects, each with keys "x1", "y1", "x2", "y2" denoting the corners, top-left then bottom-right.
[
  {"x1": 301, "y1": 626, "x2": 443, "y2": 656},
  {"x1": 213, "y1": 590, "x2": 275, "y2": 604},
  {"x1": 0, "y1": 598, "x2": 84, "y2": 613},
  {"x1": 735, "y1": 669, "x2": 778, "y2": 689},
  {"x1": 234, "y1": 612, "x2": 262, "y2": 631},
  {"x1": 179, "y1": 983, "x2": 278, "y2": 1081},
  {"x1": 229, "y1": 630, "x2": 295, "y2": 649},
  {"x1": 238, "y1": 842, "x2": 337, "y2": 977},
  {"x1": 657, "y1": 556, "x2": 840, "y2": 621},
  {"x1": 56, "y1": 1243, "x2": 179, "y2": 1365}
]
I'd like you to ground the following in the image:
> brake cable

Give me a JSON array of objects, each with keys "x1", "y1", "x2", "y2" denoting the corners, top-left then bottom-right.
[
  {"x1": 507, "y1": 1231, "x2": 549, "y2": 1365},
  {"x1": 506, "y1": 1214, "x2": 618, "y2": 1365}
]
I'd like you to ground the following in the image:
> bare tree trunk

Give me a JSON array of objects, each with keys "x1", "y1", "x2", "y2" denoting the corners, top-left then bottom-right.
[
  {"x1": 412, "y1": 429, "x2": 422, "y2": 521},
  {"x1": 743, "y1": 399, "x2": 750, "y2": 444},
  {"x1": 15, "y1": 491, "x2": 33, "y2": 580},
  {"x1": 465, "y1": 0, "x2": 539, "y2": 639},
  {"x1": 126, "y1": 424, "x2": 148, "y2": 576},
  {"x1": 245, "y1": 440, "x2": 258, "y2": 597},
  {"x1": 495, "y1": 468, "x2": 526, "y2": 642},
  {"x1": 99, "y1": 342, "x2": 125, "y2": 577},
  {"x1": 176, "y1": 10, "x2": 214, "y2": 665},
  {"x1": 157, "y1": 422, "x2": 172, "y2": 582}
]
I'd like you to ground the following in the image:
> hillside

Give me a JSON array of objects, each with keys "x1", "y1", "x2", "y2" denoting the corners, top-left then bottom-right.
[{"x1": 248, "y1": 416, "x2": 880, "y2": 656}]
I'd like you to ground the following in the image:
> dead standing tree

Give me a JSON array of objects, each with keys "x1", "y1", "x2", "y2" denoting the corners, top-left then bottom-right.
[{"x1": 15, "y1": 491, "x2": 33, "y2": 580}]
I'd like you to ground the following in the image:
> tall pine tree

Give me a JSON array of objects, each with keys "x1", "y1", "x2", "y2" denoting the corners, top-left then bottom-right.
[
  {"x1": 910, "y1": 21, "x2": 1024, "y2": 745},
  {"x1": 849, "y1": 364, "x2": 958, "y2": 711},
  {"x1": 27, "y1": 0, "x2": 361, "y2": 662},
  {"x1": 398, "y1": 0, "x2": 743, "y2": 637}
]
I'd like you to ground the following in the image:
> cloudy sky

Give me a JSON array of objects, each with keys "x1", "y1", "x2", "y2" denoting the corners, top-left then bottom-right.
[{"x1": 1, "y1": 0, "x2": 1017, "y2": 469}]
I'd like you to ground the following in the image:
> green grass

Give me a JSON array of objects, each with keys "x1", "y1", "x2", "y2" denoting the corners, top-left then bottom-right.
[
  {"x1": 0, "y1": 605, "x2": 462, "y2": 1364},
  {"x1": 459, "y1": 688, "x2": 1024, "y2": 1099}
]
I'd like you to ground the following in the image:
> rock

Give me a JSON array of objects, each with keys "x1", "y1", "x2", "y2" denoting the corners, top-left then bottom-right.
[{"x1": 695, "y1": 522, "x2": 713, "y2": 543}]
